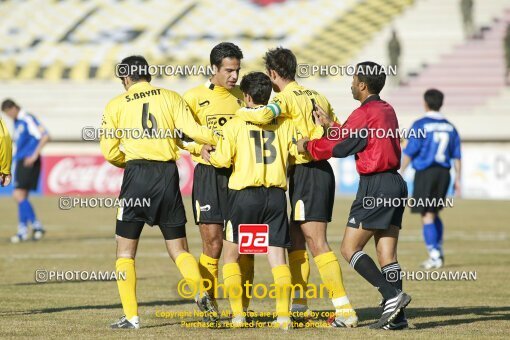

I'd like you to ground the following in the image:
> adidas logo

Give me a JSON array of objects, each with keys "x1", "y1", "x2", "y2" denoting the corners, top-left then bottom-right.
[{"x1": 349, "y1": 217, "x2": 356, "y2": 224}]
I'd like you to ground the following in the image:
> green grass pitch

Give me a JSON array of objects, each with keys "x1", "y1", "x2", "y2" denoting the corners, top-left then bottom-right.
[{"x1": 0, "y1": 196, "x2": 509, "y2": 338}]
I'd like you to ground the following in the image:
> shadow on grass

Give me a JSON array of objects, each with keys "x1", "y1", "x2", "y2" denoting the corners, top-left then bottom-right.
[
  {"x1": 3, "y1": 234, "x2": 171, "y2": 245},
  {"x1": 13, "y1": 277, "x2": 150, "y2": 286},
  {"x1": 2, "y1": 305, "x2": 508, "y2": 329},
  {"x1": 404, "y1": 306, "x2": 510, "y2": 328},
  {"x1": 143, "y1": 306, "x2": 510, "y2": 329},
  {"x1": 142, "y1": 321, "x2": 183, "y2": 329},
  {"x1": 0, "y1": 299, "x2": 190, "y2": 316},
  {"x1": 247, "y1": 306, "x2": 510, "y2": 328}
]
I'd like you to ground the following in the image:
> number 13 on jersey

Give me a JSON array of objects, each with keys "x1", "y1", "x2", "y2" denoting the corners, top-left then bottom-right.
[{"x1": 250, "y1": 130, "x2": 277, "y2": 164}]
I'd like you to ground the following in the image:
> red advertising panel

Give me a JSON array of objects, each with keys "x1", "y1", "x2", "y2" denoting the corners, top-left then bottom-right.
[{"x1": 42, "y1": 154, "x2": 194, "y2": 196}]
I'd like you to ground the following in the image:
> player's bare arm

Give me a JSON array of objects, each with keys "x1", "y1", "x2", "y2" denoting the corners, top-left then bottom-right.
[
  {"x1": 400, "y1": 154, "x2": 412, "y2": 173},
  {"x1": 296, "y1": 137, "x2": 309, "y2": 153},
  {"x1": 24, "y1": 133, "x2": 49, "y2": 167},
  {"x1": 454, "y1": 158, "x2": 462, "y2": 196}
]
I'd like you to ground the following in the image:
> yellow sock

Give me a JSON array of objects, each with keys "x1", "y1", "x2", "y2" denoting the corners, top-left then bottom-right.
[
  {"x1": 116, "y1": 258, "x2": 138, "y2": 319},
  {"x1": 199, "y1": 253, "x2": 219, "y2": 299},
  {"x1": 314, "y1": 251, "x2": 352, "y2": 310},
  {"x1": 176, "y1": 252, "x2": 202, "y2": 297},
  {"x1": 239, "y1": 254, "x2": 254, "y2": 310},
  {"x1": 272, "y1": 265, "x2": 292, "y2": 318},
  {"x1": 289, "y1": 250, "x2": 310, "y2": 306},
  {"x1": 223, "y1": 263, "x2": 244, "y2": 317}
]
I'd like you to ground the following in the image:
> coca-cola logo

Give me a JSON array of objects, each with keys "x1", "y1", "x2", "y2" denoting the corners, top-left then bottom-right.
[
  {"x1": 47, "y1": 157, "x2": 123, "y2": 194},
  {"x1": 43, "y1": 155, "x2": 195, "y2": 195}
]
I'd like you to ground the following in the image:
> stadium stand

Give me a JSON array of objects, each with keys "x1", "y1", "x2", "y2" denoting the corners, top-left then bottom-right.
[
  {"x1": 386, "y1": 11, "x2": 508, "y2": 110},
  {"x1": 297, "y1": 0, "x2": 414, "y2": 66},
  {"x1": 384, "y1": 6, "x2": 510, "y2": 140},
  {"x1": 472, "y1": 87, "x2": 510, "y2": 117},
  {"x1": 357, "y1": 0, "x2": 510, "y2": 82},
  {"x1": 0, "y1": 0, "x2": 350, "y2": 80},
  {"x1": 0, "y1": 0, "x2": 508, "y2": 141}
]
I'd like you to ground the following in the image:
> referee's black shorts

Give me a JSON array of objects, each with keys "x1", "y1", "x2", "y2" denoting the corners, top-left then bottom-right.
[
  {"x1": 225, "y1": 186, "x2": 290, "y2": 248},
  {"x1": 14, "y1": 157, "x2": 41, "y2": 190},
  {"x1": 288, "y1": 160, "x2": 335, "y2": 223},
  {"x1": 347, "y1": 170, "x2": 408, "y2": 230},
  {"x1": 192, "y1": 163, "x2": 232, "y2": 225},
  {"x1": 115, "y1": 159, "x2": 186, "y2": 240},
  {"x1": 411, "y1": 166, "x2": 451, "y2": 214}
]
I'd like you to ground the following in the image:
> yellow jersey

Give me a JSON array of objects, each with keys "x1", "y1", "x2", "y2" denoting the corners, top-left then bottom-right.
[
  {"x1": 0, "y1": 117, "x2": 12, "y2": 175},
  {"x1": 208, "y1": 113, "x2": 298, "y2": 190},
  {"x1": 182, "y1": 80, "x2": 244, "y2": 164},
  {"x1": 236, "y1": 81, "x2": 339, "y2": 164},
  {"x1": 100, "y1": 81, "x2": 217, "y2": 168}
]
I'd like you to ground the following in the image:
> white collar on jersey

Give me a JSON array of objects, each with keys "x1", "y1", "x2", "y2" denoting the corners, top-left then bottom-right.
[
  {"x1": 425, "y1": 111, "x2": 445, "y2": 120},
  {"x1": 16, "y1": 109, "x2": 28, "y2": 120}
]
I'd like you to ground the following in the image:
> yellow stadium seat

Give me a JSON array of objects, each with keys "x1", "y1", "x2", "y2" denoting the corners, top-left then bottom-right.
[
  {"x1": 18, "y1": 61, "x2": 41, "y2": 80},
  {"x1": 0, "y1": 59, "x2": 16, "y2": 80},
  {"x1": 44, "y1": 60, "x2": 66, "y2": 81},
  {"x1": 69, "y1": 60, "x2": 91, "y2": 81}
]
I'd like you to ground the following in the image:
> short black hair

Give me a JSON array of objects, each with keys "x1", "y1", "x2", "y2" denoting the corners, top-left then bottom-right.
[
  {"x1": 119, "y1": 55, "x2": 151, "y2": 82},
  {"x1": 264, "y1": 47, "x2": 296, "y2": 81},
  {"x1": 424, "y1": 89, "x2": 444, "y2": 111},
  {"x1": 240, "y1": 72, "x2": 272, "y2": 105},
  {"x1": 356, "y1": 61, "x2": 386, "y2": 94},
  {"x1": 1, "y1": 99, "x2": 18, "y2": 111},
  {"x1": 210, "y1": 42, "x2": 243, "y2": 68}
]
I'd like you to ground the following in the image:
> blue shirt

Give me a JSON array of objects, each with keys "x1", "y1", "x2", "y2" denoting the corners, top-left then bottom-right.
[
  {"x1": 13, "y1": 110, "x2": 47, "y2": 161},
  {"x1": 404, "y1": 111, "x2": 461, "y2": 171}
]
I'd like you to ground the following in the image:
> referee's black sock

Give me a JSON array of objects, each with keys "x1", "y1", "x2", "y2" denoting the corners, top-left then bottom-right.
[
  {"x1": 381, "y1": 262, "x2": 402, "y2": 291},
  {"x1": 349, "y1": 251, "x2": 399, "y2": 300}
]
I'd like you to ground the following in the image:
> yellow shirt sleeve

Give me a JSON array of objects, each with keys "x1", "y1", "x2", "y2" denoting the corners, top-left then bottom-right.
[
  {"x1": 176, "y1": 139, "x2": 202, "y2": 156},
  {"x1": 209, "y1": 122, "x2": 235, "y2": 168},
  {"x1": 180, "y1": 90, "x2": 207, "y2": 154},
  {"x1": 99, "y1": 100, "x2": 126, "y2": 168},
  {"x1": 182, "y1": 91, "x2": 199, "y2": 119},
  {"x1": 235, "y1": 96, "x2": 285, "y2": 124},
  {"x1": 0, "y1": 119, "x2": 12, "y2": 175},
  {"x1": 171, "y1": 92, "x2": 218, "y2": 146}
]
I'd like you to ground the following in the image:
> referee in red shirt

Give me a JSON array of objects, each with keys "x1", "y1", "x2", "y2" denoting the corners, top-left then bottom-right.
[{"x1": 297, "y1": 62, "x2": 411, "y2": 330}]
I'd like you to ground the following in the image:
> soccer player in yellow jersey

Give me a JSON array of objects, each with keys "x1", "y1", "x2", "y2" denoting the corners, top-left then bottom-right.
[
  {"x1": 230, "y1": 48, "x2": 358, "y2": 327},
  {"x1": 206, "y1": 72, "x2": 297, "y2": 330},
  {"x1": 182, "y1": 42, "x2": 255, "y2": 315},
  {"x1": 100, "y1": 56, "x2": 219, "y2": 329},
  {"x1": 0, "y1": 115, "x2": 12, "y2": 187}
]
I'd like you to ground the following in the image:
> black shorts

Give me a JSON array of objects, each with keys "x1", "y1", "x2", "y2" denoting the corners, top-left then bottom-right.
[
  {"x1": 225, "y1": 187, "x2": 290, "y2": 248},
  {"x1": 347, "y1": 170, "x2": 408, "y2": 230},
  {"x1": 288, "y1": 160, "x2": 335, "y2": 223},
  {"x1": 412, "y1": 166, "x2": 451, "y2": 214},
  {"x1": 14, "y1": 158, "x2": 41, "y2": 190},
  {"x1": 192, "y1": 163, "x2": 232, "y2": 225},
  {"x1": 115, "y1": 160, "x2": 186, "y2": 240}
]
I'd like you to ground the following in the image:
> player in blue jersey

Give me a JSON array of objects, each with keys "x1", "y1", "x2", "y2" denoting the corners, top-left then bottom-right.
[
  {"x1": 401, "y1": 89, "x2": 461, "y2": 269},
  {"x1": 2, "y1": 99, "x2": 49, "y2": 243}
]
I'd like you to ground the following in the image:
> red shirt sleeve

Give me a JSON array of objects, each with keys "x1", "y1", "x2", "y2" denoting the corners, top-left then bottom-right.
[
  {"x1": 307, "y1": 108, "x2": 367, "y2": 160},
  {"x1": 306, "y1": 121, "x2": 342, "y2": 160}
]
